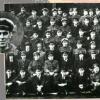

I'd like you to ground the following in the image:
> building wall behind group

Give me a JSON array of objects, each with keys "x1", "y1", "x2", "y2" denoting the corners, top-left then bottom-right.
[{"x1": 0, "y1": 0, "x2": 48, "y2": 11}]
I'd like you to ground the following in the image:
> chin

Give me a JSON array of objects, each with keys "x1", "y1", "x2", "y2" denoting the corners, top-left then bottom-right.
[{"x1": 0, "y1": 44, "x2": 6, "y2": 48}]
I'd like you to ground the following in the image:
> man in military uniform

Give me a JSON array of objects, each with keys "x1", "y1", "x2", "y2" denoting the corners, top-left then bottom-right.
[
  {"x1": 66, "y1": 32, "x2": 76, "y2": 48},
  {"x1": 17, "y1": 51, "x2": 30, "y2": 72},
  {"x1": 50, "y1": 8, "x2": 59, "y2": 24},
  {"x1": 76, "y1": 28, "x2": 88, "y2": 49},
  {"x1": 33, "y1": 42, "x2": 46, "y2": 64},
  {"x1": 59, "y1": 38, "x2": 72, "y2": 55},
  {"x1": 57, "y1": 8, "x2": 63, "y2": 26},
  {"x1": 17, "y1": 6, "x2": 29, "y2": 26},
  {"x1": 60, "y1": 52, "x2": 74, "y2": 92},
  {"x1": 0, "y1": 18, "x2": 18, "y2": 54},
  {"x1": 29, "y1": 69, "x2": 46, "y2": 96},
  {"x1": 87, "y1": 42, "x2": 100, "y2": 68},
  {"x1": 87, "y1": 31, "x2": 99, "y2": 48},
  {"x1": 92, "y1": 17, "x2": 100, "y2": 36},
  {"x1": 90, "y1": 64, "x2": 100, "y2": 95},
  {"x1": 15, "y1": 68, "x2": 29, "y2": 95},
  {"x1": 6, "y1": 52, "x2": 18, "y2": 75},
  {"x1": 95, "y1": 8, "x2": 100, "y2": 19},
  {"x1": 28, "y1": 52, "x2": 43, "y2": 77},
  {"x1": 88, "y1": 9, "x2": 94, "y2": 23},
  {"x1": 44, "y1": 53, "x2": 59, "y2": 75},
  {"x1": 60, "y1": 18, "x2": 71, "y2": 36},
  {"x1": 81, "y1": 17, "x2": 92, "y2": 37},
  {"x1": 40, "y1": 8, "x2": 50, "y2": 27},
  {"x1": 34, "y1": 19, "x2": 46, "y2": 38},
  {"x1": 30, "y1": 32, "x2": 42, "y2": 52},
  {"x1": 70, "y1": 18, "x2": 80, "y2": 37},
  {"x1": 75, "y1": 67, "x2": 91, "y2": 95},
  {"x1": 47, "y1": 17, "x2": 59, "y2": 36},
  {"x1": 79, "y1": 9, "x2": 89, "y2": 24},
  {"x1": 44, "y1": 53, "x2": 59, "y2": 93},
  {"x1": 73, "y1": 41, "x2": 87, "y2": 71},
  {"x1": 6, "y1": 69, "x2": 17, "y2": 95},
  {"x1": 46, "y1": 42, "x2": 61, "y2": 63},
  {"x1": 23, "y1": 20, "x2": 33, "y2": 41},
  {"x1": 53, "y1": 29, "x2": 64, "y2": 49},
  {"x1": 43, "y1": 30, "x2": 54, "y2": 50},
  {"x1": 27, "y1": 10, "x2": 39, "y2": 27},
  {"x1": 71, "y1": 8, "x2": 80, "y2": 20}
]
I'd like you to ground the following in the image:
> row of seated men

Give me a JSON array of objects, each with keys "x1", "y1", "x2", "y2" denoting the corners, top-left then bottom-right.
[{"x1": 6, "y1": 40, "x2": 100, "y2": 96}]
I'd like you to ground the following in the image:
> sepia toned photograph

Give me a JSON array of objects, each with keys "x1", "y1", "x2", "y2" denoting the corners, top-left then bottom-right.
[{"x1": 3, "y1": 3, "x2": 100, "y2": 99}]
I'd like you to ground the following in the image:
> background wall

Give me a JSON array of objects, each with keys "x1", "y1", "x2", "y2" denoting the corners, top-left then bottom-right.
[{"x1": 0, "y1": 0, "x2": 48, "y2": 11}]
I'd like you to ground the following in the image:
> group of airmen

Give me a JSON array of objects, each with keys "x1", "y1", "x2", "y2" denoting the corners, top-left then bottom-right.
[{"x1": 5, "y1": 6, "x2": 100, "y2": 96}]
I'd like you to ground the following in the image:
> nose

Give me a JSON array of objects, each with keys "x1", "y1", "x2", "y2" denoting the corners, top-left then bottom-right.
[{"x1": 0, "y1": 33, "x2": 4, "y2": 39}]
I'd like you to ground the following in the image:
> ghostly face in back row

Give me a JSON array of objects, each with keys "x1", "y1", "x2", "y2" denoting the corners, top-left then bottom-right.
[{"x1": 0, "y1": 30, "x2": 12, "y2": 47}]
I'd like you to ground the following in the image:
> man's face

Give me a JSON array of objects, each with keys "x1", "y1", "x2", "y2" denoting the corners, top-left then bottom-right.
[
  {"x1": 33, "y1": 33, "x2": 38, "y2": 39},
  {"x1": 62, "y1": 21, "x2": 67, "y2": 26},
  {"x1": 66, "y1": 33, "x2": 72, "y2": 38},
  {"x1": 90, "y1": 32, "x2": 96, "y2": 38},
  {"x1": 93, "y1": 18, "x2": 99, "y2": 25},
  {"x1": 78, "y1": 68, "x2": 85, "y2": 75},
  {"x1": 50, "y1": 21, "x2": 55, "y2": 26},
  {"x1": 73, "y1": 10, "x2": 78, "y2": 16},
  {"x1": 93, "y1": 66, "x2": 100, "y2": 74},
  {"x1": 57, "y1": 31, "x2": 62, "y2": 36},
  {"x1": 89, "y1": 11, "x2": 93, "y2": 16},
  {"x1": 37, "y1": 21, "x2": 42, "y2": 26},
  {"x1": 62, "y1": 54, "x2": 68, "y2": 61},
  {"x1": 26, "y1": 21, "x2": 31, "y2": 27},
  {"x1": 37, "y1": 43, "x2": 42, "y2": 50},
  {"x1": 77, "y1": 44, "x2": 82, "y2": 49},
  {"x1": 49, "y1": 44, "x2": 55, "y2": 49},
  {"x1": 90, "y1": 44, "x2": 96, "y2": 49},
  {"x1": 21, "y1": 9, "x2": 25, "y2": 13},
  {"x1": 84, "y1": 18, "x2": 89, "y2": 25},
  {"x1": 36, "y1": 70, "x2": 41, "y2": 76},
  {"x1": 61, "y1": 70, "x2": 66, "y2": 76},
  {"x1": 48, "y1": 55, "x2": 54, "y2": 61},
  {"x1": 0, "y1": 30, "x2": 10, "y2": 47},
  {"x1": 6, "y1": 70, "x2": 12, "y2": 75},
  {"x1": 83, "y1": 10, "x2": 88, "y2": 16},
  {"x1": 52, "y1": 11, "x2": 57, "y2": 16},
  {"x1": 21, "y1": 55, "x2": 26, "y2": 60},
  {"x1": 96, "y1": 10, "x2": 100, "y2": 15},
  {"x1": 69, "y1": 10, "x2": 73, "y2": 16},
  {"x1": 42, "y1": 11, "x2": 48, "y2": 16},
  {"x1": 73, "y1": 20, "x2": 78, "y2": 25},
  {"x1": 20, "y1": 70, "x2": 26, "y2": 76},
  {"x1": 34, "y1": 55, "x2": 40, "y2": 61},
  {"x1": 32, "y1": 11, "x2": 37, "y2": 16},
  {"x1": 79, "y1": 30, "x2": 84, "y2": 36},
  {"x1": 46, "y1": 33, "x2": 51, "y2": 38},
  {"x1": 62, "y1": 41, "x2": 68, "y2": 47},
  {"x1": 58, "y1": 10, "x2": 62, "y2": 15}
]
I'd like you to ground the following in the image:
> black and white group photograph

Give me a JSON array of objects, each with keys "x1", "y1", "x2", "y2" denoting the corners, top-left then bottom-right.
[{"x1": 3, "y1": 3, "x2": 100, "y2": 99}]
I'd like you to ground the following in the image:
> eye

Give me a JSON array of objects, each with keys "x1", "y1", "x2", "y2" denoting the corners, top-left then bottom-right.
[{"x1": 3, "y1": 32, "x2": 8, "y2": 35}]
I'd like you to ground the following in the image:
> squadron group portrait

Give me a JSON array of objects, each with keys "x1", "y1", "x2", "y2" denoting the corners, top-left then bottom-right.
[{"x1": 4, "y1": 4, "x2": 100, "y2": 98}]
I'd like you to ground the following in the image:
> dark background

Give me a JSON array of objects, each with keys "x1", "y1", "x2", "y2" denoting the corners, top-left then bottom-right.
[{"x1": 5, "y1": 3, "x2": 100, "y2": 14}]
